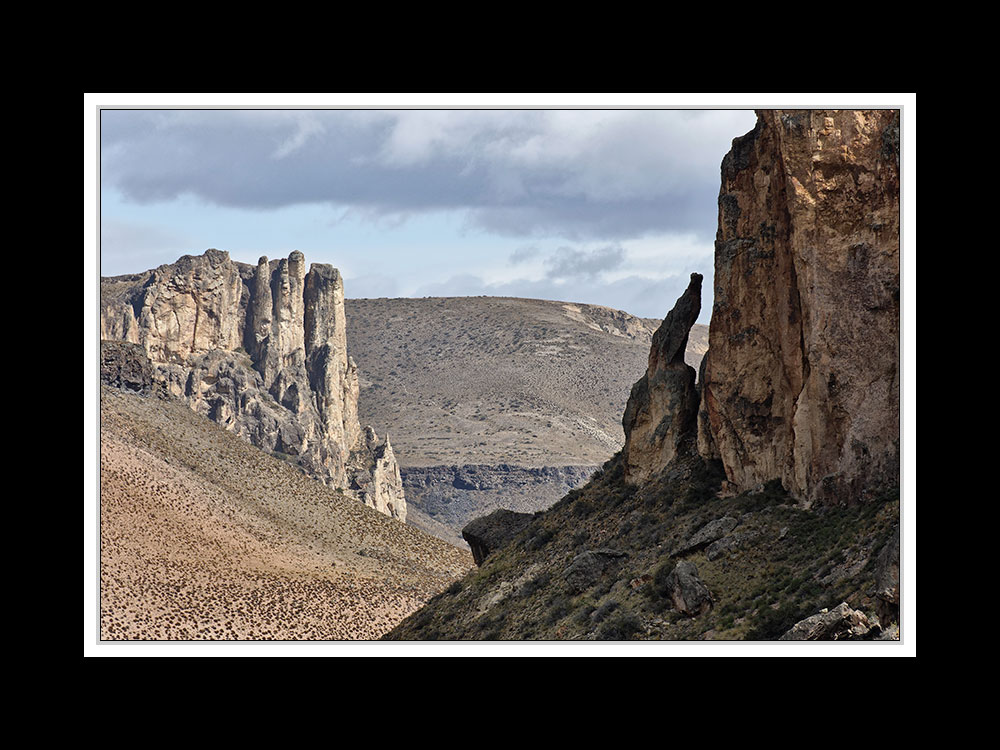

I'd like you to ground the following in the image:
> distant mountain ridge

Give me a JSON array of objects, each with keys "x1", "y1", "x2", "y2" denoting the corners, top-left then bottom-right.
[{"x1": 346, "y1": 296, "x2": 706, "y2": 468}]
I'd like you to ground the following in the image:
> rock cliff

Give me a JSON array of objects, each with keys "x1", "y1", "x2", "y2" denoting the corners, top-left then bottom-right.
[
  {"x1": 625, "y1": 110, "x2": 900, "y2": 504},
  {"x1": 698, "y1": 110, "x2": 900, "y2": 505},
  {"x1": 100, "y1": 249, "x2": 405, "y2": 521}
]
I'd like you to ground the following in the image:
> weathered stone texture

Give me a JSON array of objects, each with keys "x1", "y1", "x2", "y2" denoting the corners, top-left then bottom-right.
[
  {"x1": 622, "y1": 273, "x2": 703, "y2": 485},
  {"x1": 100, "y1": 249, "x2": 405, "y2": 520},
  {"x1": 100, "y1": 340, "x2": 155, "y2": 395},
  {"x1": 462, "y1": 509, "x2": 535, "y2": 566},
  {"x1": 699, "y1": 110, "x2": 900, "y2": 505},
  {"x1": 779, "y1": 602, "x2": 877, "y2": 641}
]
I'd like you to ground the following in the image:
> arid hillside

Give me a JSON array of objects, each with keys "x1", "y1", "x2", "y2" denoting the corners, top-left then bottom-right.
[
  {"x1": 100, "y1": 385, "x2": 472, "y2": 641},
  {"x1": 346, "y1": 296, "x2": 708, "y2": 468}
]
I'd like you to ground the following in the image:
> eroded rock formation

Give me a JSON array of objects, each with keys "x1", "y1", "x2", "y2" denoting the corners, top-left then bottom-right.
[
  {"x1": 100, "y1": 249, "x2": 405, "y2": 521},
  {"x1": 624, "y1": 110, "x2": 899, "y2": 509},
  {"x1": 779, "y1": 602, "x2": 877, "y2": 641},
  {"x1": 100, "y1": 340, "x2": 156, "y2": 395},
  {"x1": 622, "y1": 273, "x2": 703, "y2": 485},
  {"x1": 462, "y1": 509, "x2": 535, "y2": 566},
  {"x1": 698, "y1": 110, "x2": 900, "y2": 505}
]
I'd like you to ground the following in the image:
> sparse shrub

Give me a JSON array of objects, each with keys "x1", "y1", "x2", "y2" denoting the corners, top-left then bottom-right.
[
  {"x1": 595, "y1": 611, "x2": 643, "y2": 641},
  {"x1": 591, "y1": 600, "x2": 619, "y2": 624},
  {"x1": 650, "y1": 561, "x2": 674, "y2": 599},
  {"x1": 574, "y1": 604, "x2": 597, "y2": 625},
  {"x1": 544, "y1": 595, "x2": 572, "y2": 625},
  {"x1": 525, "y1": 527, "x2": 555, "y2": 551},
  {"x1": 519, "y1": 570, "x2": 552, "y2": 599},
  {"x1": 744, "y1": 600, "x2": 815, "y2": 641}
]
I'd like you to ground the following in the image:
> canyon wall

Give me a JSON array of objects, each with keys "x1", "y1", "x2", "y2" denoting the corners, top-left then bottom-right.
[
  {"x1": 401, "y1": 464, "x2": 597, "y2": 547},
  {"x1": 100, "y1": 249, "x2": 405, "y2": 521},
  {"x1": 626, "y1": 110, "x2": 900, "y2": 506}
]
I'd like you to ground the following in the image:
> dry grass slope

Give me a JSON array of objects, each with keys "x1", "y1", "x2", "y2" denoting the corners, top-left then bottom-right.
[{"x1": 100, "y1": 386, "x2": 473, "y2": 641}]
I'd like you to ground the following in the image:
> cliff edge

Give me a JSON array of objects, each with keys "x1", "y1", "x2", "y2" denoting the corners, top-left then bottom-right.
[
  {"x1": 699, "y1": 110, "x2": 899, "y2": 505},
  {"x1": 101, "y1": 249, "x2": 405, "y2": 521}
]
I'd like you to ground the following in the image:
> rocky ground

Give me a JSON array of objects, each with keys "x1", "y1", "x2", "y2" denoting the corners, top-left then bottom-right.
[
  {"x1": 384, "y1": 450, "x2": 900, "y2": 641},
  {"x1": 100, "y1": 385, "x2": 472, "y2": 641}
]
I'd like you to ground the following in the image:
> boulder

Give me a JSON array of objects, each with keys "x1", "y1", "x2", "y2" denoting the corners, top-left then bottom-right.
[
  {"x1": 779, "y1": 602, "x2": 877, "y2": 641},
  {"x1": 563, "y1": 549, "x2": 628, "y2": 593},
  {"x1": 658, "y1": 560, "x2": 713, "y2": 617},
  {"x1": 673, "y1": 516, "x2": 739, "y2": 557},
  {"x1": 462, "y1": 509, "x2": 535, "y2": 566}
]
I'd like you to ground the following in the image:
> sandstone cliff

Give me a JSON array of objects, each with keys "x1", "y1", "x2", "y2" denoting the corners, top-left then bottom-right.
[
  {"x1": 698, "y1": 110, "x2": 900, "y2": 505},
  {"x1": 100, "y1": 249, "x2": 405, "y2": 521}
]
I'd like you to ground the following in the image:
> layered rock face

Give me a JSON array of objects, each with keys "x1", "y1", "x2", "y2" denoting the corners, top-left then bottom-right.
[
  {"x1": 100, "y1": 249, "x2": 405, "y2": 521},
  {"x1": 100, "y1": 340, "x2": 155, "y2": 395},
  {"x1": 623, "y1": 111, "x2": 899, "y2": 507},
  {"x1": 622, "y1": 273, "x2": 703, "y2": 485},
  {"x1": 698, "y1": 110, "x2": 900, "y2": 505}
]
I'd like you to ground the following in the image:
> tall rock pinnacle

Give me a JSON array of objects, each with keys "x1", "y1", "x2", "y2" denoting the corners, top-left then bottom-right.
[{"x1": 622, "y1": 273, "x2": 703, "y2": 485}]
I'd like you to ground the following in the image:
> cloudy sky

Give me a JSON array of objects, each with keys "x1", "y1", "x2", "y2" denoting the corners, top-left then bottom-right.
[{"x1": 100, "y1": 106, "x2": 759, "y2": 322}]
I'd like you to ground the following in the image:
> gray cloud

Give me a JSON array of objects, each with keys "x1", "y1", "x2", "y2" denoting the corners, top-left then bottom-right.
[
  {"x1": 508, "y1": 245, "x2": 541, "y2": 265},
  {"x1": 545, "y1": 245, "x2": 625, "y2": 280},
  {"x1": 101, "y1": 109, "x2": 757, "y2": 242}
]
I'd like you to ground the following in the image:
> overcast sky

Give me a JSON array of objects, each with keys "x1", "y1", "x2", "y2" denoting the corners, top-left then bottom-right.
[{"x1": 100, "y1": 107, "x2": 758, "y2": 322}]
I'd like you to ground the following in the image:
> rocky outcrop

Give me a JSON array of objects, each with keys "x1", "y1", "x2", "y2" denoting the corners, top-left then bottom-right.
[
  {"x1": 462, "y1": 509, "x2": 535, "y2": 566},
  {"x1": 563, "y1": 549, "x2": 628, "y2": 594},
  {"x1": 672, "y1": 516, "x2": 738, "y2": 557},
  {"x1": 699, "y1": 110, "x2": 900, "y2": 506},
  {"x1": 622, "y1": 273, "x2": 703, "y2": 485},
  {"x1": 779, "y1": 602, "x2": 877, "y2": 641},
  {"x1": 100, "y1": 249, "x2": 405, "y2": 520},
  {"x1": 348, "y1": 427, "x2": 406, "y2": 521},
  {"x1": 100, "y1": 340, "x2": 155, "y2": 395}
]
